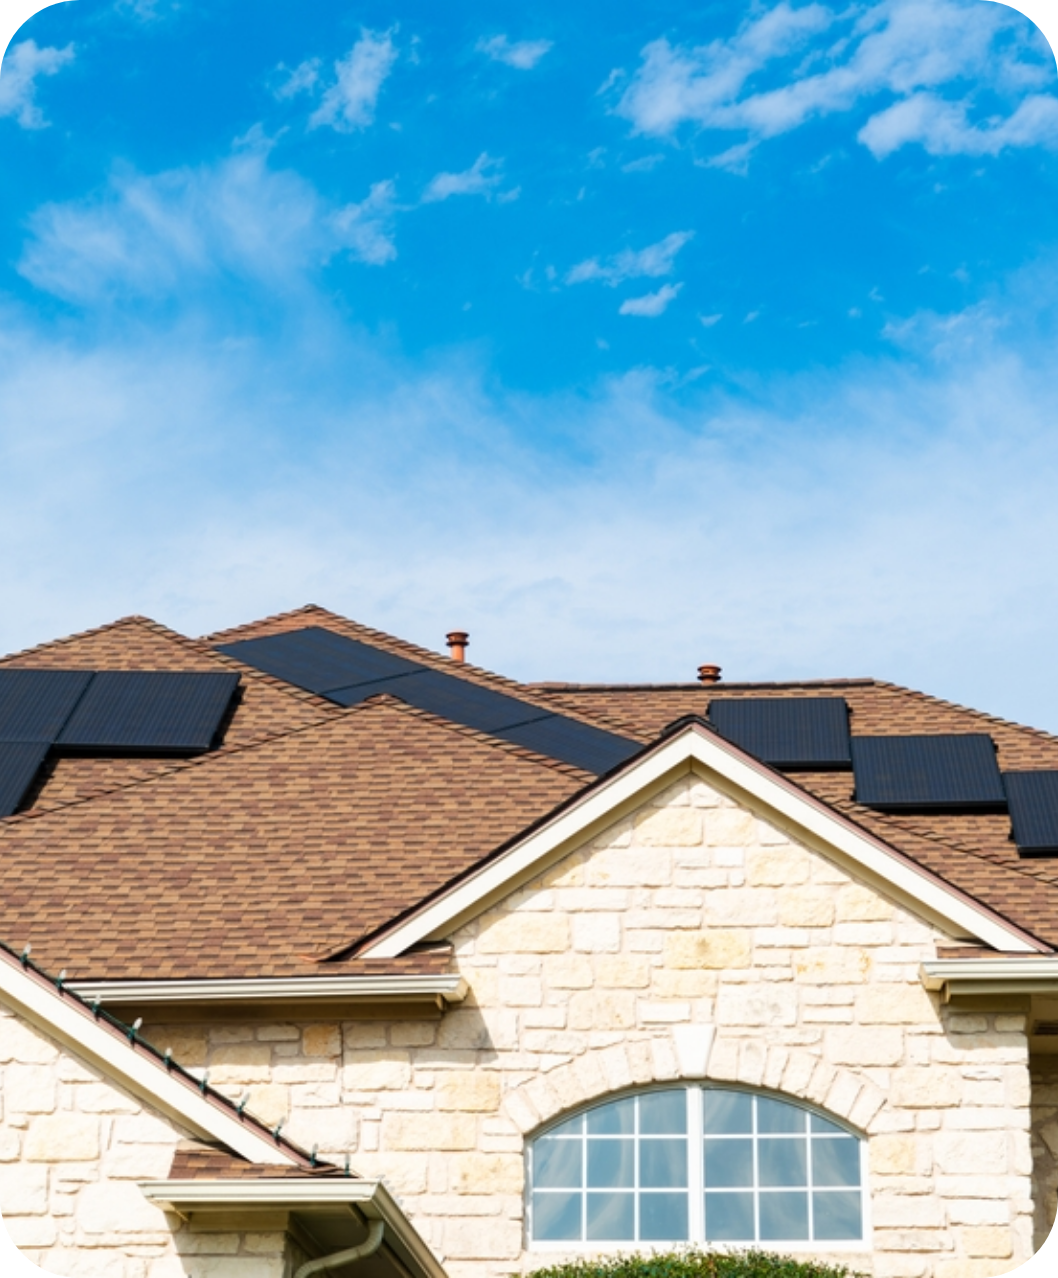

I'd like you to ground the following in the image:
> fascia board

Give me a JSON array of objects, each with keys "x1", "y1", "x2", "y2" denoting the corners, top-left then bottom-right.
[
  {"x1": 921, "y1": 957, "x2": 1058, "y2": 997},
  {"x1": 0, "y1": 957, "x2": 297, "y2": 1166},
  {"x1": 363, "y1": 724, "x2": 1042, "y2": 959},
  {"x1": 140, "y1": 1179, "x2": 448, "y2": 1278},
  {"x1": 70, "y1": 974, "x2": 468, "y2": 1006}
]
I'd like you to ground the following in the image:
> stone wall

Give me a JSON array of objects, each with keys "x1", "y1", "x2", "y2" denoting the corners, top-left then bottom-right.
[
  {"x1": 1030, "y1": 1061, "x2": 1058, "y2": 1254},
  {"x1": 144, "y1": 770, "x2": 1037, "y2": 1278},
  {"x1": 0, "y1": 1005, "x2": 297, "y2": 1277}
]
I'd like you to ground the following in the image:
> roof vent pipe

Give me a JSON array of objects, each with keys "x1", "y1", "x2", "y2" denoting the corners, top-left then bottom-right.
[
  {"x1": 294, "y1": 1219, "x2": 384, "y2": 1278},
  {"x1": 698, "y1": 664, "x2": 722, "y2": 684},
  {"x1": 446, "y1": 631, "x2": 469, "y2": 663}
]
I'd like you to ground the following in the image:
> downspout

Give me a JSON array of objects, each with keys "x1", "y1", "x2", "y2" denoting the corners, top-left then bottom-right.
[{"x1": 294, "y1": 1219, "x2": 385, "y2": 1278}]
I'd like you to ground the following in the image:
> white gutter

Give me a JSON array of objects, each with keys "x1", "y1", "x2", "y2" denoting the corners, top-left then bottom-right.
[
  {"x1": 70, "y1": 973, "x2": 468, "y2": 1008},
  {"x1": 140, "y1": 1178, "x2": 447, "y2": 1278},
  {"x1": 921, "y1": 957, "x2": 1058, "y2": 1000},
  {"x1": 0, "y1": 956, "x2": 296, "y2": 1166}
]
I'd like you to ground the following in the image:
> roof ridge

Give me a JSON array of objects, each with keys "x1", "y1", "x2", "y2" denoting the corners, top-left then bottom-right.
[
  {"x1": 0, "y1": 614, "x2": 165, "y2": 664},
  {"x1": 530, "y1": 679, "x2": 880, "y2": 692},
  {"x1": 0, "y1": 936, "x2": 328, "y2": 1170},
  {"x1": 203, "y1": 605, "x2": 650, "y2": 742}
]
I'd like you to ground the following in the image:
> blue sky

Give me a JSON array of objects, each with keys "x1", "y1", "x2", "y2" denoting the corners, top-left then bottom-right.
[{"x1": 2, "y1": 1, "x2": 1058, "y2": 731}]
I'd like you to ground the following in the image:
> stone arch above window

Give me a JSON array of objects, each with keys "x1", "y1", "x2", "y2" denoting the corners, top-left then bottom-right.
[{"x1": 528, "y1": 1084, "x2": 867, "y2": 1249}]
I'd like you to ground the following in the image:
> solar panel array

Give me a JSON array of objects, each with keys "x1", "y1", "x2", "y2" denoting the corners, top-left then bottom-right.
[
  {"x1": 851, "y1": 734, "x2": 1006, "y2": 811},
  {"x1": 1003, "y1": 772, "x2": 1058, "y2": 856},
  {"x1": 708, "y1": 698, "x2": 851, "y2": 769},
  {"x1": 219, "y1": 627, "x2": 642, "y2": 775},
  {"x1": 0, "y1": 669, "x2": 240, "y2": 818}
]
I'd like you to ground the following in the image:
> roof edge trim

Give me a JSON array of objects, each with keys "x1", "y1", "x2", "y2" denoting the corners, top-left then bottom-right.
[
  {"x1": 71, "y1": 974, "x2": 468, "y2": 1007},
  {"x1": 361, "y1": 721, "x2": 1046, "y2": 960},
  {"x1": 921, "y1": 957, "x2": 1058, "y2": 999}
]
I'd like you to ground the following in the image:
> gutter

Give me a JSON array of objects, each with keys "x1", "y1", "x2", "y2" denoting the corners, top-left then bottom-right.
[
  {"x1": 71, "y1": 973, "x2": 468, "y2": 1010},
  {"x1": 921, "y1": 957, "x2": 1058, "y2": 1001},
  {"x1": 140, "y1": 1177, "x2": 447, "y2": 1278}
]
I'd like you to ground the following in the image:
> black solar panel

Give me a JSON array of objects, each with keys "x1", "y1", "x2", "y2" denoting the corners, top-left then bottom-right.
[
  {"x1": 0, "y1": 670, "x2": 93, "y2": 742},
  {"x1": 851, "y1": 734, "x2": 1006, "y2": 811},
  {"x1": 346, "y1": 668, "x2": 552, "y2": 733},
  {"x1": 708, "y1": 697, "x2": 851, "y2": 768},
  {"x1": 0, "y1": 741, "x2": 49, "y2": 817},
  {"x1": 498, "y1": 716, "x2": 642, "y2": 775},
  {"x1": 57, "y1": 672, "x2": 240, "y2": 753},
  {"x1": 217, "y1": 627, "x2": 419, "y2": 694},
  {"x1": 1004, "y1": 771, "x2": 1058, "y2": 855}
]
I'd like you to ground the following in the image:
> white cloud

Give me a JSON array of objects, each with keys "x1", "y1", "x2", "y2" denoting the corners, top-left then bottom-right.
[
  {"x1": 619, "y1": 283, "x2": 682, "y2": 316},
  {"x1": 476, "y1": 34, "x2": 553, "y2": 70},
  {"x1": 309, "y1": 29, "x2": 397, "y2": 132},
  {"x1": 617, "y1": 0, "x2": 1058, "y2": 162},
  {"x1": 17, "y1": 150, "x2": 398, "y2": 304},
  {"x1": 567, "y1": 231, "x2": 693, "y2": 286},
  {"x1": 0, "y1": 39, "x2": 74, "y2": 129},
  {"x1": 699, "y1": 313, "x2": 723, "y2": 326},
  {"x1": 273, "y1": 58, "x2": 321, "y2": 100},
  {"x1": 422, "y1": 153, "x2": 504, "y2": 202},
  {"x1": 330, "y1": 180, "x2": 398, "y2": 265}
]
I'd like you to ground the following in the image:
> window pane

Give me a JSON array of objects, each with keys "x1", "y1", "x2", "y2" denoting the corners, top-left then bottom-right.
[
  {"x1": 641, "y1": 1138, "x2": 688, "y2": 1188},
  {"x1": 704, "y1": 1138, "x2": 753, "y2": 1187},
  {"x1": 705, "y1": 1192, "x2": 755, "y2": 1241},
  {"x1": 759, "y1": 1190, "x2": 810, "y2": 1240},
  {"x1": 587, "y1": 1191, "x2": 634, "y2": 1240},
  {"x1": 810, "y1": 1113, "x2": 848, "y2": 1136},
  {"x1": 533, "y1": 1192, "x2": 581, "y2": 1241},
  {"x1": 757, "y1": 1097, "x2": 806, "y2": 1134},
  {"x1": 758, "y1": 1137, "x2": 807, "y2": 1188},
  {"x1": 588, "y1": 1138, "x2": 634, "y2": 1188},
  {"x1": 813, "y1": 1190, "x2": 863, "y2": 1240},
  {"x1": 704, "y1": 1090, "x2": 753, "y2": 1134},
  {"x1": 535, "y1": 1137, "x2": 583, "y2": 1189},
  {"x1": 547, "y1": 1113, "x2": 583, "y2": 1138},
  {"x1": 812, "y1": 1137, "x2": 860, "y2": 1188},
  {"x1": 640, "y1": 1090, "x2": 687, "y2": 1134},
  {"x1": 587, "y1": 1098, "x2": 635, "y2": 1135},
  {"x1": 641, "y1": 1192, "x2": 689, "y2": 1241}
]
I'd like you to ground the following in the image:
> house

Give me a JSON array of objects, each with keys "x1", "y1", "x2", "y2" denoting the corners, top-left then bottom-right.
[{"x1": 0, "y1": 604, "x2": 1057, "y2": 1278}]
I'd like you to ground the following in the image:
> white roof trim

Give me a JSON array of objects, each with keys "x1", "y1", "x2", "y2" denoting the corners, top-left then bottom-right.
[
  {"x1": 0, "y1": 954, "x2": 298, "y2": 1166},
  {"x1": 140, "y1": 1178, "x2": 448, "y2": 1278},
  {"x1": 363, "y1": 722, "x2": 1044, "y2": 958},
  {"x1": 70, "y1": 974, "x2": 467, "y2": 1007},
  {"x1": 922, "y1": 957, "x2": 1058, "y2": 999}
]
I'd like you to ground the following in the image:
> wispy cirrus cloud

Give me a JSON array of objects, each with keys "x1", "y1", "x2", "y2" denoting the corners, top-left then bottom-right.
[
  {"x1": 0, "y1": 39, "x2": 75, "y2": 129},
  {"x1": 421, "y1": 152, "x2": 505, "y2": 202},
  {"x1": 619, "y1": 283, "x2": 682, "y2": 316},
  {"x1": 476, "y1": 34, "x2": 553, "y2": 70},
  {"x1": 616, "y1": 0, "x2": 1058, "y2": 165},
  {"x1": 273, "y1": 58, "x2": 321, "y2": 101},
  {"x1": 309, "y1": 28, "x2": 397, "y2": 132},
  {"x1": 17, "y1": 148, "x2": 400, "y2": 304},
  {"x1": 567, "y1": 230, "x2": 693, "y2": 286}
]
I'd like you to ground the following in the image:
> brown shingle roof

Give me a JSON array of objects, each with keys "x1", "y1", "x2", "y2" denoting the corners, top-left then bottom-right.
[
  {"x1": 0, "y1": 694, "x2": 585, "y2": 979},
  {"x1": 168, "y1": 1144, "x2": 347, "y2": 1179}
]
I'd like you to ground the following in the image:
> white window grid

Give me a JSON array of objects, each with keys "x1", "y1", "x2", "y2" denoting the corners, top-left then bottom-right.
[{"x1": 528, "y1": 1085, "x2": 866, "y2": 1249}]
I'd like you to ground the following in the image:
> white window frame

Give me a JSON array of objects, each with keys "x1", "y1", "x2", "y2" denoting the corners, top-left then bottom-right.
[{"x1": 525, "y1": 1084, "x2": 872, "y2": 1255}]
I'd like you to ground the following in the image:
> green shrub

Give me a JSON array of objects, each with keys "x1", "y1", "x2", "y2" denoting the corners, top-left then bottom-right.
[{"x1": 527, "y1": 1247, "x2": 863, "y2": 1278}]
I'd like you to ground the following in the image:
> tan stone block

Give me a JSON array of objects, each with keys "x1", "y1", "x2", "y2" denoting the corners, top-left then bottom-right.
[
  {"x1": 303, "y1": 1024, "x2": 341, "y2": 1058},
  {"x1": 826, "y1": 1025, "x2": 903, "y2": 1066},
  {"x1": 436, "y1": 1071, "x2": 501, "y2": 1112},
  {"x1": 935, "y1": 1131, "x2": 1009, "y2": 1175},
  {"x1": 705, "y1": 808, "x2": 757, "y2": 848},
  {"x1": 208, "y1": 1044, "x2": 272, "y2": 1084},
  {"x1": 890, "y1": 1068, "x2": 963, "y2": 1109},
  {"x1": 77, "y1": 1178, "x2": 170, "y2": 1236},
  {"x1": 568, "y1": 989, "x2": 636, "y2": 1030},
  {"x1": 391, "y1": 1022, "x2": 437, "y2": 1047},
  {"x1": 444, "y1": 1214, "x2": 521, "y2": 1260},
  {"x1": 705, "y1": 888, "x2": 779, "y2": 927},
  {"x1": 857, "y1": 983, "x2": 936, "y2": 1025},
  {"x1": 716, "y1": 983, "x2": 798, "y2": 1027},
  {"x1": 545, "y1": 955, "x2": 594, "y2": 989},
  {"x1": 476, "y1": 912, "x2": 570, "y2": 954},
  {"x1": 154, "y1": 1028, "x2": 208, "y2": 1067},
  {"x1": 3, "y1": 1063, "x2": 56, "y2": 1114},
  {"x1": 24, "y1": 1113, "x2": 99, "y2": 1162},
  {"x1": 0, "y1": 1019, "x2": 59, "y2": 1066},
  {"x1": 959, "y1": 1226, "x2": 1014, "y2": 1259},
  {"x1": 572, "y1": 913, "x2": 621, "y2": 953},
  {"x1": 666, "y1": 929, "x2": 751, "y2": 970},
  {"x1": 633, "y1": 807, "x2": 702, "y2": 847},
  {"x1": 385, "y1": 1112, "x2": 478, "y2": 1151},
  {"x1": 935, "y1": 1263, "x2": 1016, "y2": 1278},
  {"x1": 779, "y1": 890, "x2": 835, "y2": 927},
  {"x1": 836, "y1": 882, "x2": 894, "y2": 921},
  {"x1": 449, "y1": 1151, "x2": 523, "y2": 1195},
  {"x1": 793, "y1": 947, "x2": 872, "y2": 984},
  {"x1": 871, "y1": 1134, "x2": 918, "y2": 1175},
  {"x1": 343, "y1": 1051, "x2": 411, "y2": 1091},
  {"x1": 0, "y1": 1163, "x2": 48, "y2": 1213},
  {"x1": 593, "y1": 955, "x2": 651, "y2": 988},
  {"x1": 746, "y1": 845, "x2": 811, "y2": 886},
  {"x1": 245, "y1": 1084, "x2": 289, "y2": 1128},
  {"x1": 650, "y1": 968, "x2": 719, "y2": 1000},
  {"x1": 2, "y1": 1216, "x2": 56, "y2": 1247}
]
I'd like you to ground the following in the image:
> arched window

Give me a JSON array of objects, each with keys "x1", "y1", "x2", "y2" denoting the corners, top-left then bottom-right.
[{"x1": 528, "y1": 1086, "x2": 865, "y2": 1247}]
